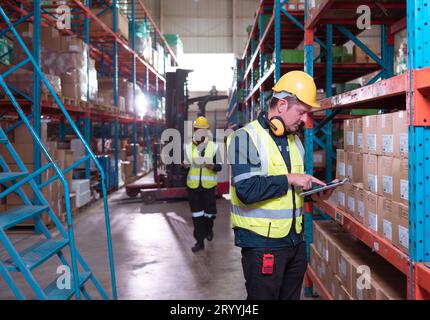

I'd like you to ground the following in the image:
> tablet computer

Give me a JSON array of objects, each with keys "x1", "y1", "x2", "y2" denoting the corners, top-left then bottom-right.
[{"x1": 299, "y1": 178, "x2": 349, "y2": 197}]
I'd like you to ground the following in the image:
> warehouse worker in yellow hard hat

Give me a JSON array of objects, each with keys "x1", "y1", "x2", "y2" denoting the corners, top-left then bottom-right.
[
  {"x1": 183, "y1": 116, "x2": 221, "y2": 252},
  {"x1": 227, "y1": 71, "x2": 337, "y2": 300}
]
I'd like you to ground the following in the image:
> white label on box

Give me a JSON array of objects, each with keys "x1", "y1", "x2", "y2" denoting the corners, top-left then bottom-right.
[
  {"x1": 358, "y1": 200, "x2": 365, "y2": 219},
  {"x1": 383, "y1": 175, "x2": 393, "y2": 195},
  {"x1": 339, "y1": 162, "x2": 345, "y2": 176},
  {"x1": 400, "y1": 133, "x2": 408, "y2": 153},
  {"x1": 338, "y1": 192, "x2": 345, "y2": 206},
  {"x1": 356, "y1": 287, "x2": 364, "y2": 300},
  {"x1": 347, "y1": 165, "x2": 353, "y2": 179},
  {"x1": 367, "y1": 134, "x2": 376, "y2": 151},
  {"x1": 399, "y1": 226, "x2": 409, "y2": 249},
  {"x1": 400, "y1": 179, "x2": 409, "y2": 200},
  {"x1": 324, "y1": 249, "x2": 329, "y2": 263},
  {"x1": 348, "y1": 196, "x2": 355, "y2": 212},
  {"x1": 382, "y1": 134, "x2": 394, "y2": 153},
  {"x1": 368, "y1": 212, "x2": 378, "y2": 232},
  {"x1": 368, "y1": 174, "x2": 377, "y2": 193},
  {"x1": 357, "y1": 133, "x2": 363, "y2": 149},
  {"x1": 339, "y1": 258, "x2": 347, "y2": 277},
  {"x1": 69, "y1": 45, "x2": 79, "y2": 51},
  {"x1": 314, "y1": 154, "x2": 323, "y2": 163},
  {"x1": 383, "y1": 219, "x2": 393, "y2": 241},
  {"x1": 347, "y1": 131, "x2": 354, "y2": 146}
]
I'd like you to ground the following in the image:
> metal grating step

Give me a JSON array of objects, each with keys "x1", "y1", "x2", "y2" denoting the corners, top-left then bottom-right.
[
  {"x1": 4, "y1": 239, "x2": 69, "y2": 272},
  {"x1": 44, "y1": 271, "x2": 91, "y2": 300},
  {"x1": 0, "y1": 205, "x2": 49, "y2": 230},
  {"x1": 0, "y1": 172, "x2": 28, "y2": 184}
]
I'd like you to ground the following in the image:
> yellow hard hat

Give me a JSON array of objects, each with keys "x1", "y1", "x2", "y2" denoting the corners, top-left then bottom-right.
[
  {"x1": 193, "y1": 116, "x2": 210, "y2": 129},
  {"x1": 272, "y1": 70, "x2": 320, "y2": 108}
]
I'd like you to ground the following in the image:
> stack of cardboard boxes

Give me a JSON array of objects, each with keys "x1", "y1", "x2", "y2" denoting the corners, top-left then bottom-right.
[
  {"x1": 8, "y1": 23, "x2": 98, "y2": 104},
  {"x1": 310, "y1": 220, "x2": 406, "y2": 300},
  {"x1": 353, "y1": 44, "x2": 379, "y2": 63},
  {"x1": 335, "y1": 111, "x2": 409, "y2": 254},
  {"x1": 0, "y1": 121, "x2": 75, "y2": 226},
  {"x1": 284, "y1": 0, "x2": 305, "y2": 11}
]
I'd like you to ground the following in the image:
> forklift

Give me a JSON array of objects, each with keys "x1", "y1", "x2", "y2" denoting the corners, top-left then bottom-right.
[{"x1": 125, "y1": 69, "x2": 228, "y2": 204}]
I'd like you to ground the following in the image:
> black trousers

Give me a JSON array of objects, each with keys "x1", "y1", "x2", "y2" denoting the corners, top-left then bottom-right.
[
  {"x1": 241, "y1": 242, "x2": 307, "y2": 300},
  {"x1": 187, "y1": 188, "x2": 217, "y2": 243}
]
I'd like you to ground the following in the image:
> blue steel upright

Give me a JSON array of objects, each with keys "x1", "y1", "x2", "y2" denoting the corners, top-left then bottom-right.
[{"x1": 406, "y1": 0, "x2": 430, "y2": 299}]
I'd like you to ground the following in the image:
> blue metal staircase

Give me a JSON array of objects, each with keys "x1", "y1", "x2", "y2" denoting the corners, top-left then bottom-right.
[{"x1": 0, "y1": 6, "x2": 117, "y2": 300}]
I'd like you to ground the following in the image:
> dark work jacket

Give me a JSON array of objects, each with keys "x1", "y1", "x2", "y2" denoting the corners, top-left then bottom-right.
[{"x1": 228, "y1": 112, "x2": 303, "y2": 248}]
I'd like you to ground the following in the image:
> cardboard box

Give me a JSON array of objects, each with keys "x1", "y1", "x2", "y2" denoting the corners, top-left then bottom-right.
[
  {"x1": 363, "y1": 115, "x2": 379, "y2": 155},
  {"x1": 353, "y1": 45, "x2": 368, "y2": 63},
  {"x1": 333, "y1": 275, "x2": 344, "y2": 300},
  {"x1": 91, "y1": 8, "x2": 129, "y2": 40},
  {"x1": 363, "y1": 154, "x2": 378, "y2": 194},
  {"x1": 378, "y1": 156, "x2": 400, "y2": 199},
  {"x1": 365, "y1": 192, "x2": 380, "y2": 234},
  {"x1": 355, "y1": 187, "x2": 366, "y2": 224},
  {"x1": 346, "y1": 152, "x2": 363, "y2": 184},
  {"x1": 378, "y1": 197, "x2": 394, "y2": 238},
  {"x1": 344, "y1": 119, "x2": 354, "y2": 152},
  {"x1": 393, "y1": 203, "x2": 409, "y2": 254},
  {"x1": 336, "y1": 249, "x2": 352, "y2": 292},
  {"x1": 313, "y1": 150, "x2": 326, "y2": 168},
  {"x1": 381, "y1": 199, "x2": 397, "y2": 243},
  {"x1": 337, "y1": 184, "x2": 346, "y2": 210},
  {"x1": 13, "y1": 122, "x2": 47, "y2": 144},
  {"x1": 345, "y1": 183, "x2": 356, "y2": 216},
  {"x1": 394, "y1": 157, "x2": 408, "y2": 205},
  {"x1": 353, "y1": 118, "x2": 363, "y2": 153},
  {"x1": 336, "y1": 149, "x2": 346, "y2": 180},
  {"x1": 378, "y1": 113, "x2": 394, "y2": 156},
  {"x1": 393, "y1": 111, "x2": 408, "y2": 158},
  {"x1": 61, "y1": 36, "x2": 86, "y2": 53},
  {"x1": 309, "y1": 244, "x2": 320, "y2": 271}
]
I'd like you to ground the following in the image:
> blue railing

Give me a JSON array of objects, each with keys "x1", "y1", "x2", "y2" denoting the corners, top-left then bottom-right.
[{"x1": 0, "y1": 6, "x2": 117, "y2": 299}]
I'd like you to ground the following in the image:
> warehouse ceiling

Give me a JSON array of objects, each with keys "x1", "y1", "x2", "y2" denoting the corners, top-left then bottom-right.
[{"x1": 141, "y1": 0, "x2": 258, "y2": 56}]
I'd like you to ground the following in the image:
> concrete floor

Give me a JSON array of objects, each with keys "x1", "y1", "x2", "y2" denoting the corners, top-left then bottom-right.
[
  {"x1": 0, "y1": 179, "x2": 315, "y2": 300},
  {"x1": 0, "y1": 183, "x2": 246, "y2": 299}
]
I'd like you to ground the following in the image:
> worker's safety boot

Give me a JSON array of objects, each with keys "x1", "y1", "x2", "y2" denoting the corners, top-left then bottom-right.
[{"x1": 191, "y1": 242, "x2": 205, "y2": 253}]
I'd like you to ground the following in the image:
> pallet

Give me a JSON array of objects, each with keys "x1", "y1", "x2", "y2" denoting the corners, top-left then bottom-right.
[{"x1": 61, "y1": 96, "x2": 78, "y2": 107}]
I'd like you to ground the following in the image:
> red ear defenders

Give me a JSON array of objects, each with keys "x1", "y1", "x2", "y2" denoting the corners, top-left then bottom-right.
[{"x1": 264, "y1": 115, "x2": 287, "y2": 137}]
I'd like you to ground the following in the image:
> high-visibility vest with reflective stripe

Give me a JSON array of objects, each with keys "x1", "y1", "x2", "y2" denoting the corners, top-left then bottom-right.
[
  {"x1": 227, "y1": 120, "x2": 305, "y2": 238},
  {"x1": 185, "y1": 140, "x2": 218, "y2": 189}
]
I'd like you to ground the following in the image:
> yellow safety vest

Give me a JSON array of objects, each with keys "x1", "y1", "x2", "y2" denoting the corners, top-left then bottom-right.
[
  {"x1": 227, "y1": 120, "x2": 305, "y2": 238},
  {"x1": 185, "y1": 140, "x2": 218, "y2": 189}
]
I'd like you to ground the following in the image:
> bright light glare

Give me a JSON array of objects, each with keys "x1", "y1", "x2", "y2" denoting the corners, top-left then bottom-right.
[
  {"x1": 135, "y1": 93, "x2": 148, "y2": 116},
  {"x1": 179, "y1": 53, "x2": 235, "y2": 92}
]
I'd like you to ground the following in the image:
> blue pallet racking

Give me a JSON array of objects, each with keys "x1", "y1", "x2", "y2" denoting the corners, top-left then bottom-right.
[
  {"x1": 228, "y1": 0, "x2": 430, "y2": 299},
  {"x1": 0, "y1": 0, "x2": 176, "y2": 300}
]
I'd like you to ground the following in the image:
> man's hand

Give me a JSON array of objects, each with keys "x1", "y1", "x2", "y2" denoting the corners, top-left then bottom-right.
[
  {"x1": 286, "y1": 174, "x2": 326, "y2": 190},
  {"x1": 205, "y1": 164, "x2": 214, "y2": 170},
  {"x1": 311, "y1": 179, "x2": 339, "y2": 202},
  {"x1": 182, "y1": 161, "x2": 190, "y2": 169}
]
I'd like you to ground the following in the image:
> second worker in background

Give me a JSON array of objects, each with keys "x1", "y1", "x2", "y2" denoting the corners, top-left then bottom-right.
[{"x1": 183, "y1": 116, "x2": 221, "y2": 253}]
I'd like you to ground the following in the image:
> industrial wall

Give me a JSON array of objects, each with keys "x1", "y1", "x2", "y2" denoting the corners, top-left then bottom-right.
[{"x1": 142, "y1": 0, "x2": 258, "y2": 56}]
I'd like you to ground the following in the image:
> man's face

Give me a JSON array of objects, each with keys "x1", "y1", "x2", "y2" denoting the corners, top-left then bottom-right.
[
  {"x1": 277, "y1": 99, "x2": 311, "y2": 134},
  {"x1": 193, "y1": 128, "x2": 209, "y2": 144}
]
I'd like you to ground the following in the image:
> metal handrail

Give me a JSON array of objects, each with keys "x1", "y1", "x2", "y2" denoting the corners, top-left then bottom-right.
[{"x1": 0, "y1": 6, "x2": 117, "y2": 300}]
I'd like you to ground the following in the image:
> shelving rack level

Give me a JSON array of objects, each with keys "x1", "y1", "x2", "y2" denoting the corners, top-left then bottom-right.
[{"x1": 302, "y1": 0, "x2": 430, "y2": 300}]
